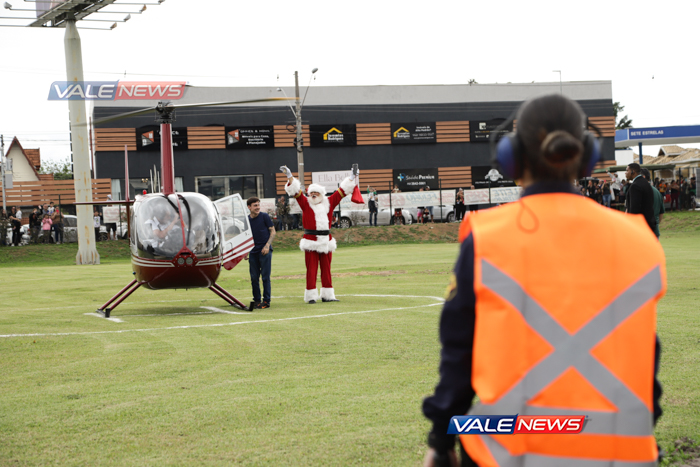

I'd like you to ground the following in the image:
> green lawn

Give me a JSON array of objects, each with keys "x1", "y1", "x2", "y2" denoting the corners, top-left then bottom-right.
[{"x1": 0, "y1": 230, "x2": 698, "y2": 465}]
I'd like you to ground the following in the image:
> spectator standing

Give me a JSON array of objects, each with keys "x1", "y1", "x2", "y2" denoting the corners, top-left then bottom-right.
[
  {"x1": 9, "y1": 206, "x2": 22, "y2": 246},
  {"x1": 669, "y1": 179, "x2": 680, "y2": 211},
  {"x1": 642, "y1": 169, "x2": 665, "y2": 238},
  {"x1": 52, "y1": 209, "x2": 64, "y2": 244},
  {"x1": 609, "y1": 170, "x2": 621, "y2": 202},
  {"x1": 454, "y1": 188, "x2": 465, "y2": 221},
  {"x1": 691, "y1": 177, "x2": 697, "y2": 207},
  {"x1": 417, "y1": 187, "x2": 424, "y2": 224},
  {"x1": 275, "y1": 196, "x2": 290, "y2": 231},
  {"x1": 0, "y1": 209, "x2": 9, "y2": 246},
  {"x1": 424, "y1": 185, "x2": 434, "y2": 222},
  {"x1": 29, "y1": 207, "x2": 41, "y2": 244},
  {"x1": 93, "y1": 210, "x2": 101, "y2": 241},
  {"x1": 423, "y1": 94, "x2": 665, "y2": 467},
  {"x1": 367, "y1": 186, "x2": 378, "y2": 226},
  {"x1": 40, "y1": 214, "x2": 53, "y2": 243},
  {"x1": 625, "y1": 163, "x2": 657, "y2": 233},
  {"x1": 620, "y1": 179, "x2": 628, "y2": 205},
  {"x1": 47, "y1": 202, "x2": 55, "y2": 216},
  {"x1": 245, "y1": 197, "x2": 275, "y2": 309},
  {"x1": 602, "y1": 181, "x2": 612, "y2": 208}
]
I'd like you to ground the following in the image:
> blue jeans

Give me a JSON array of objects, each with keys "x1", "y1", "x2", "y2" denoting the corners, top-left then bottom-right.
[
  {"x1": 602, "y1": 194, "x2": 611, "y2": 207},
  {"x1": 249, "y1": 251, "x2": 272, "y2": 303},
  {"x1": 369, "y1": 210, "x2": 377, "y2": 226}
]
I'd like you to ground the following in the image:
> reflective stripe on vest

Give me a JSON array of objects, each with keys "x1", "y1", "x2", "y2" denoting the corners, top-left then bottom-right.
[{"x1": 461, "y1": 194, "x2": 664, "y2": 466}]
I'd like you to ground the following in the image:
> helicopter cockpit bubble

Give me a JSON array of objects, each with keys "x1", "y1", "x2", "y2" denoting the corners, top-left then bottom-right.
[{"x1": 133, "y1": 196, "x2": 183, "y2": 258}]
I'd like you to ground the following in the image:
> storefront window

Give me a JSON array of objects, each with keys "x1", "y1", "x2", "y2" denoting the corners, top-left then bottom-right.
[{"x1": 195, "y1": 175, "x2": 262, "y2": 201}]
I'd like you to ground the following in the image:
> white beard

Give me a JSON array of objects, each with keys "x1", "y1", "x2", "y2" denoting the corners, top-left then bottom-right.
[{"x1": 309, "y1": 195, "x2": 323, "y2": 205}]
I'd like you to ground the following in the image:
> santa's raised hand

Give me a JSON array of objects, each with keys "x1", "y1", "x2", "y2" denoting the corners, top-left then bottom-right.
[{"x1": 280, "y1": 165, "x2": 292, "y2": 179}]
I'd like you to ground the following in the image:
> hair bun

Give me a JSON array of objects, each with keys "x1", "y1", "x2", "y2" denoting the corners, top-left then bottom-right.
[{"x1": 541, "y1": 130, "x2": 583, "y2": 166}]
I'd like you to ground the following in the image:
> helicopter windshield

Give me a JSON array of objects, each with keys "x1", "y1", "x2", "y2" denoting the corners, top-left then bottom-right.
[{"x1": 132, "y1": 193, "x2": 221, "y2": 259}]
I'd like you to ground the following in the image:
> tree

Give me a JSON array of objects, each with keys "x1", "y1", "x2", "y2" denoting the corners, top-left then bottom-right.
[
  {"x1": 613, "y1": 102, "x2": 633, "y2": 130},
  {"x1": 39, "y1": 158, "x2": 73, "y2": 180}
]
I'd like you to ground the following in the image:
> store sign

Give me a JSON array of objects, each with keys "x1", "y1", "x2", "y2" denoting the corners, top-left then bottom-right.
[
  {"x1": 393, "y1": 168, "x2": 439, "y2": 190},
  {"x1": 225, "y1": 126, "x2": 274, "y2": 149},
  {"x1": 471, "y1": 166, "x2": 515, "y2": 188},
  {"x1": 390, "y1": 122, "x2": 436, "y2": 144},
  {"x1": 136, "y1": 126, "x2": 187, "y2": 151},
  {"x1": 470, "y1": 119, "x2": 512, "y2": 142},
  {"x1": 309, "y1": 124, "x2": 357, "y2": 147},
  {"x1": 311, "y1": 170, "x2": 353, "y2": 194}
]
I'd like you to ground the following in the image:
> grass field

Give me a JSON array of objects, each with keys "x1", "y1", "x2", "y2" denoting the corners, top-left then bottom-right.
[{"x1": 0, "y1": 218, "x2": 698, "y2": 466}]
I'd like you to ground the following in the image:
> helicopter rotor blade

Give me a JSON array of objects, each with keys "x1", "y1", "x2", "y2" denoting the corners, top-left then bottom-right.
[
  {"x1": 164, "y1": 97, "x2": 292, "y2": 110},
  {"x1": 92, "y1": 97, "x2": 293, "y2": 126},
  {"x1": 92, "y1": 106, "x2": 162, "y2": 126}
]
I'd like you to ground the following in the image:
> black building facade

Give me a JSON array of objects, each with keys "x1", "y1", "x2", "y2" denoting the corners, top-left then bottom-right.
[{"x1": 93, "y1": 82, "x2": 615, "y2": 200}]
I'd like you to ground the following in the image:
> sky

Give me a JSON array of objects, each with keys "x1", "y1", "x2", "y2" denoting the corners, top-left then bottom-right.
[{"x1": 1, "y1": 0, "x2": 699, "y2": 164}]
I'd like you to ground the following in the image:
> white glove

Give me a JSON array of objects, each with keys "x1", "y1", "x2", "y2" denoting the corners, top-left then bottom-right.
[
  {"x1": 350, "y1": 168, "x2": 360, "y2": 182},
  {"x1": 280, "y1": 166, "x2": 292, "y2": 179}
]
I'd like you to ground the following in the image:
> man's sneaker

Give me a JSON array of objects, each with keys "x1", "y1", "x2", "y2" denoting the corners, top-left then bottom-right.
[
  {"x1": 308, "y1": 300, "x2": 316, "y2": 304},
  {"x1": 259, "y1": 301, "x2": 270, "y2": 309},
  {"x1": 322, "y1": 298, "x2": 340, "y2": 302},
  {"x1": 252, "y1": 302, "x2": 262, "y2": 310}
]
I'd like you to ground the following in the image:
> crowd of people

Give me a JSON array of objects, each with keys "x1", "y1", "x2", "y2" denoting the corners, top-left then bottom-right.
[
  {"x1": 576, "y1": 172, "x2": 697, "y2": 211},
  {"x1": 1, "y1": 202, "x2": 65, "y2": 247}
]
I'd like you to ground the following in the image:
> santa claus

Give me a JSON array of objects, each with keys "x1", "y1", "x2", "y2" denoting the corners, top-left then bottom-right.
[{"x1": 280, "y1": 165, "x2": 358, "y2": 303}]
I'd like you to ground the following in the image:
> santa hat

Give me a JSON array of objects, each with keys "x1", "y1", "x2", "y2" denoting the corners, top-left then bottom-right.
[{"x1": 307, "y1": 183, "x2": 327, "y2": 196}]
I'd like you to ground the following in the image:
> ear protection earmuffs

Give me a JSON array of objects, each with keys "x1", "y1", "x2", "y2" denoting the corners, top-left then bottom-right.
[{"x1": 491, "y1": 118, "x2": 601, "y2": 180}]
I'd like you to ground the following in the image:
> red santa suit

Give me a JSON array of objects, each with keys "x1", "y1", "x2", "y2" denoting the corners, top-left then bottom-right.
[{"x1": 285, "y1": 176, "x2": 355, "y2": 302}]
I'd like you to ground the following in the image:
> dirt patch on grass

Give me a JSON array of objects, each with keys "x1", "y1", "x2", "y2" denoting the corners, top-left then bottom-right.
[{"x1": 273, "y1": 270, "x2": 407, "y2": 280}]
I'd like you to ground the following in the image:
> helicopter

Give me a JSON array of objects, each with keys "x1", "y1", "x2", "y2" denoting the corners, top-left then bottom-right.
[{"x1": 85, "y1": 98, "x2": 288, "y2": 318}]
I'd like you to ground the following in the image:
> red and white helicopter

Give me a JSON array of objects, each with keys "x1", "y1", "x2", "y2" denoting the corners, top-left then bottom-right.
[{"x1": 87, "y1": 99, "x2": 287, "y2": 317}]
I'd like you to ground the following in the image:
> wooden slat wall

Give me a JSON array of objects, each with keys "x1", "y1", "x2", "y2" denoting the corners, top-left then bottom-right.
[
  {"x1": 588, "y1": 116, "x2": 615, "y2": 137},
  {"x1": 94, "y1": 128, "x2": 136, "y2": 151},
  {"x1": 437, "y1": 121, "x2": 470, "y2": 143},
  {"x1": 358, "y1": 169, "x2": 393, "y2": 191},
  {"x1": 0, "y1": 179, "x2": 112, "y2": 207},
  {"x1": 274, "y1": 125, "x2": 310, "y2": 148},
  {"x1": 275, "y1": 172, "x2": 312, "y2": 195},
  {"x1": 188, "y1": 126, "x2": 225, "y2": 149},
  {"x1": 438, "y1": 167, "x2": 472, "y2": 189},
  {"x1": 357, "y1": 123, "x2": 391, "y2": 146},
  {"x1": 591, "y1": 160, "x2": 618, "y2": 180}
]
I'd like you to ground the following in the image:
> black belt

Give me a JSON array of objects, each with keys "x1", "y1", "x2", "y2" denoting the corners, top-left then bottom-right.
[{"x1": 304, "y1": 229, "x2": 330, "y2": 236}]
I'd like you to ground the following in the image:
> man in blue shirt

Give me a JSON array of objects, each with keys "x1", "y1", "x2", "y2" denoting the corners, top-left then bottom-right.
[{"x1": 245, "y1": 197, "x2": 276, "y2": 309}]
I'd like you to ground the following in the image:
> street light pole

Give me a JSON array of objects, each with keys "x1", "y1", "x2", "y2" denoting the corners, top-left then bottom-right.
[
  {"x1": 294, "y1": 71, "x2": 305, "y2": 189},
  {"x1": 553, "y1": 70, "x2": 562, "y2": 94}
]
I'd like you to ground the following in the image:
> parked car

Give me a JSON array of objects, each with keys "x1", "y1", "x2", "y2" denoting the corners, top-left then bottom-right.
[
  {"x1": 61, "y1": 215, "x2": 128, "y2": 243},
  {"x1": 335, "y1": 207, "x2": 413, "y2": 228}
]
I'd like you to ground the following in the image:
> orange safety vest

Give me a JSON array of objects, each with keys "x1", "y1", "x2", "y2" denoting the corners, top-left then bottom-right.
[{"x1": 458, "y1": 193, "x2": 666, "y2": 467}]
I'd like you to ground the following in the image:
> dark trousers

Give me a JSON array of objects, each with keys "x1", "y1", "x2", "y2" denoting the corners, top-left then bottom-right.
[
  {"x1": 53, "y1": 224, "x2": 63, "y2": 243},
  {"x1": 369, "y1": 209, "x2": 377, "y2": 226},
  {"x1": 11, "y1": 222, "x2": 21, "y2": 245},
  {"x1": 249, "y1": 251, "x2": 272, "y2": 303}
]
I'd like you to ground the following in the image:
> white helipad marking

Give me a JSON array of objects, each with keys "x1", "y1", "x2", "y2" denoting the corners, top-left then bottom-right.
[
  {"x1": 84, "y1": 313, "x2": 124, "y2": 323},
  {"x1": 0, "y1": 294, "x2": 443, "y2": 338},
  {"x1": 200, "y1": 306, "x2": 250, "y2": 315}
]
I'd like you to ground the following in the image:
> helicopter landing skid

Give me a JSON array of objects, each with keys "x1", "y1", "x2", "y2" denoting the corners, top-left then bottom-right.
[
  {"x1": 96, "y1": 279, "x2": 145, "y2": 318},
  {"x1": 209, "y1": 283, "x2": 251, "y2": 311}
]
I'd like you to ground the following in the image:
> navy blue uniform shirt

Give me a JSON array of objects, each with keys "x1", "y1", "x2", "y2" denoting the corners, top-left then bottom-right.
[{"x1": 248, "y1": 212, "x2": 273, "y2": 254}]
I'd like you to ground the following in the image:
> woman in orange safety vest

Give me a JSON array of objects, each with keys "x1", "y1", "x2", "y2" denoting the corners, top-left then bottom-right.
[{"x1": 423, "y1": 94, "x2": 666, "y2": 467}]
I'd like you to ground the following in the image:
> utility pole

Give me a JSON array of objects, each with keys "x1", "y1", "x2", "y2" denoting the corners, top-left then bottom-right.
[
  {"x1": 65, "y1": 18, "x2": 99, "y2": 265},
  {"x1": 294, "y1": 71, "x2": 305, "y2": 189}
]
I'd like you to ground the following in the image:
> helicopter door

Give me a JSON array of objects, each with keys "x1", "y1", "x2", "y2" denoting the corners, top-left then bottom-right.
[{"x1": 214, "y1": 194, "x2": 254, "y2": 270}]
